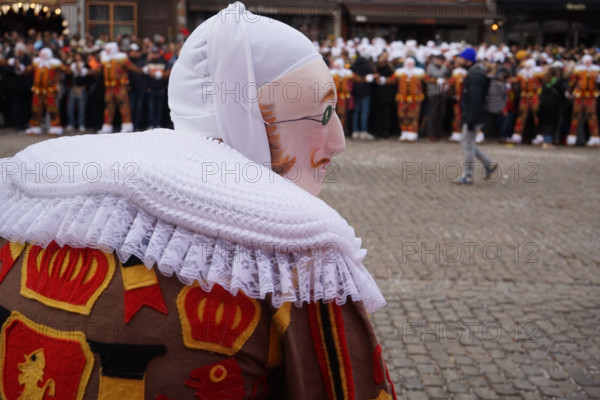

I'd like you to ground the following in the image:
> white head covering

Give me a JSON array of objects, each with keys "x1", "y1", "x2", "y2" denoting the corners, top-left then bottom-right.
[
  {"x1": 524, "y1": 58, "x2": 536, "y2": 68},
  {"x1": 169, "y1": 2, "x2": 322, "y2": 167},
  {"x1": 39, "y1": 48, "x2": 52, "y2": 60}
]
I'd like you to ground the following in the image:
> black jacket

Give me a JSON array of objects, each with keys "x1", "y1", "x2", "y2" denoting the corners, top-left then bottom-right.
[
  {"x1": 128, "y1": 56, "x2": 148, "y2": 91},
  {"x1": 461, "y1": 62, "x2": 488, "y2": 125},
  {"x1": 351, "y1": 56, "x2": 373, "y2": 98},
  {"x1": 373, "y1": 64, "x2": 396, "y2": 103}
]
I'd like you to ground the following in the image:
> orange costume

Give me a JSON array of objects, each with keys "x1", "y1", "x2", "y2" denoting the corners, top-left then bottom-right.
[
  {"x1": 509, "y1": 59, "x2": 544, "y2": 144},
  {"x1": 16, "y1": 48, "x2": 68, "y2": 136},
  {"x1": 447, "y1": 67, "x2": 467, "y2": 142},
  {"x1": 567, "y1": 56, "x2": 600, "y2": 146},
  {"x1": 330, "y1": 60, "x2": 353, "y2": 134},
  {"x1": 395, "y1": 60, "x2": 425, "y2": 142},
  {"x1": 97, "y1": 42, "x2": 139, "y2": 133}
]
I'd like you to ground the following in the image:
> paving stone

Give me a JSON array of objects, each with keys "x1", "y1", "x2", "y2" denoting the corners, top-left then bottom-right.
[
  {"x1": 513, "y1": 379, "x2": 536, "y2": 391},
  {"x1": 404, "y1": 377, "x2": 424, "y2": 390},
  {"x1": 417, "y1": 364, "x2": 440, "y2": 375},
  {"x1": 584, "y1": 387, "x2": 600, "y2": 398},
  {"x1": 567, "y1": 394, "x2": 591, "y2": 400},
  {"x1": 479, "y1": 364, "x2": 499, "y2": 374},
  {"x1": 442, "y1": 369, "x2": 460, "y2": 382},
  {"x1": 454, "y1": 356, "x2": 475, "y2": 365},
  {"x1": 447, "y1": 380, "x2": 468, "y2": 393},
  {"x1": 492, "y1": 383, "x2": 519, "y2": 395},
  {"x1": 521, "y1": 393, "x2": 543, "y2": 400},
  {"x1": 421, "y1": 375, "x2": 444, "y2": 387},
  {"x1": 539, "y1": 386, "x2": 564, "y2": 397},
  {"x1": 548, "y1": 368, "x2": 569, "y2": 380},
  {"x1": 425, "y1": 387, "x2": 449, "y2": 399},
  {"x1": 466, "y1": 376, "x2": 488, "y2": 387},
  {"x1": 454, "y1": 395, "x2": 478, "y2": 400},
  {"x1": 406, "y1": 391, "x2": 429, "y2": 400},
  {"x1": 459, "y1": 366, "x2": 481, "y2": 376},
  {"x1": 529, "y1": 376, "x2": 554, "y2": 388},
  {"x1": 473, "y1": 387, "x2": 499, "y2": 400},
  {"x1": 572, "y1": 370, "x2": 600, "y2": 386},
  {"x1": 558, "y1": 380, "x2": 582, "y2": 393},
  {"x1": 486, "y1": 373, "x2": 507, "y2": 384},
  {"x1": 521, "y1": 365, "x2": 542, "y2": 376},
  {"x1": 407, "y1": 344, "x2": 428, "y2": 355}
]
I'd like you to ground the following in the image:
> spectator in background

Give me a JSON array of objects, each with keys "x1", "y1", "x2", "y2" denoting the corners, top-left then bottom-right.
[
  {"x1": 350, "y1": 50, "x2": 375, "y2": 140},
  {"x1": 372, "y1": 52, "x2": 397, "y2": 139},
  {"x1": 425, "y1": 53, "x2": 448, "y2": 140},
  {"x1": 66, "y1": 52, "x2": 89, "y2": 132},
  {"x1": 536, "y1": 65, "x2": 565, "y2": 147},
  {"x1": 485, "y1": 68, "x2": 508, "y2": 141},
  {"x1": 5, "y1": 42, "x2": 32, "y2": 131},
  {"x1": 0, "y1": 43, "x2": 8, "y2": 128},
  {"x1": 144, "y1": 47, "x2": 170, "y2": 129},
  {"x1": 127, "y1": 43, "x2": 147, "y2": 131},
  {"x1": 499, "y1": 69, "x2": 517, "y2": 143}
]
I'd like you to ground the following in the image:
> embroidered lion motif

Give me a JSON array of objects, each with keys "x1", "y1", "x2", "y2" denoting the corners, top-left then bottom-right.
[{"x1": 17, "y1": 348, "x2": 56, "y2": 400}]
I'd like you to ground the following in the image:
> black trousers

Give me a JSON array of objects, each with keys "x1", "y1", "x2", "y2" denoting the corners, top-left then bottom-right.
[
  {"x1": 426, "y1": 95, "x2": 446, "y2": 138},
  {"x1": 373, "y1": 102, "x2": 395, "y2": 138}
]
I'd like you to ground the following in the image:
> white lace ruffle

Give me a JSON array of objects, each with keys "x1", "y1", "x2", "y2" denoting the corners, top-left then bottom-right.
[
  {"x1": 0, "y1": 190, "x2": 385, "y2": 312},
  {"x1": 0, "y1": 129, "x2": 386, "y2": 312}
]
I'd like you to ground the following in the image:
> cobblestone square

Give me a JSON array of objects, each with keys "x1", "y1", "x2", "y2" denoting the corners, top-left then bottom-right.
[{"x1": 1, "y1": 131, "x2": 599, "y2": 399}]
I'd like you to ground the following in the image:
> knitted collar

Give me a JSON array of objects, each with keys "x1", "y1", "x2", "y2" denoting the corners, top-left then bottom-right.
[{"x1": 0, "y1": 129, "x2": 385, "y2": 312}]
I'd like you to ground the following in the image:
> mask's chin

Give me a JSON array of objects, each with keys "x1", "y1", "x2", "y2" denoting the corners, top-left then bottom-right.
[{"x1": 288, "y1": 171, "x2": 323, "y2": 196}]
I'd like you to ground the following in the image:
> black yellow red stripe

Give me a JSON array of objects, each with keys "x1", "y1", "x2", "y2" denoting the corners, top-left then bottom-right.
[{"x1": 308, "y1": 301, "x2": 355, "y2": 400}]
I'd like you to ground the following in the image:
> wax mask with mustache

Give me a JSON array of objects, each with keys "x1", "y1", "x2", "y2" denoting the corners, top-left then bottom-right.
[{"x1": 258, "y1": 59, "x2": 346, "y2": 196}]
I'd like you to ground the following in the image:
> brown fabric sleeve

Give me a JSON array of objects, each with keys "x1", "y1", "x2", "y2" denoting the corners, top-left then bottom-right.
[{"x1": 279, "y1": 301, "x2": 396, "y2": 400}]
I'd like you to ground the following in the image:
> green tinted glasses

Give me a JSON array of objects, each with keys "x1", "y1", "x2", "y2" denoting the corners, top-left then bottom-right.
[{"x1": 274, "y1": 105, "x2": 334, "y2": 126}]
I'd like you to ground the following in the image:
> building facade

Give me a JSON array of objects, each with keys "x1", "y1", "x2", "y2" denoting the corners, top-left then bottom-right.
[
  {"x1": 496, "y1": 0, "x2": 600, "y2": 47},
  {"x1": 340, "y1": 0, "x2": 496, "y2": 44},
  {"x1": 186, "y1": 0, "x2": 339, "y2": 41}
]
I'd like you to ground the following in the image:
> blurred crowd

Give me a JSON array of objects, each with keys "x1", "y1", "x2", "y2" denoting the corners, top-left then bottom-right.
[
  {"x1": 1, "y1": 28, "x2": 600, "y2": 147},
  {"x1": 0, "y1": 29, "x2": 181, "y2": 135},
  {"x1": 323, "y1": 38, "x2": 600, "y2": 147}
]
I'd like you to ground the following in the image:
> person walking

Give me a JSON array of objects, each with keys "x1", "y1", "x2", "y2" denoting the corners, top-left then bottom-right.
[{"x1": 454, "y1": 47, "x2": 497, "y2": 185}]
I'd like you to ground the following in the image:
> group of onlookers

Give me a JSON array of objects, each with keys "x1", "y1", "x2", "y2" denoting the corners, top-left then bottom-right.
[
  {"x1": 323, "y1": 38, "x2": 600, "y2": 147},
  {"x1": 0, "y1": 29, "x2": 180, "y2": 134},
  {"x1": 1, "y1": 28, "x2": 600, "y2": 148}
]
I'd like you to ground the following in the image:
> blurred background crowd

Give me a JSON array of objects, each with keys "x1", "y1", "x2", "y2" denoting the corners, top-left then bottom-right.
[
  {"x1": 322, "y1": 38, "x2": 600, "y2": 147},
  {"x1": 2, "y1": 29, "x2": 599, "y2": 148},
  {"x1": 0, "y1": 29, "x2": 180, "y2": 134},
  {"x1": 0, "y1": 0, "x2": 599, "y2": 148}
]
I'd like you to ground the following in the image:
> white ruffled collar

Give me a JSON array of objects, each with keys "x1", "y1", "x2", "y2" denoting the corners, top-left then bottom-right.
[{"x1": 0, "y1": 129, "x2": 385, "y2": 312}]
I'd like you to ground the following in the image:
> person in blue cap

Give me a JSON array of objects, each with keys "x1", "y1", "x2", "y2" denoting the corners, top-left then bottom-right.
[{"x1": 453, "y1": 47, "x2": 497, "y2": 184}]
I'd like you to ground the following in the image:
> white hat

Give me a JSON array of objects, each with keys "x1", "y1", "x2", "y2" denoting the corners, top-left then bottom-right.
[{"x1": 168, "y1": 2, "x2": 321, "y2": 167}]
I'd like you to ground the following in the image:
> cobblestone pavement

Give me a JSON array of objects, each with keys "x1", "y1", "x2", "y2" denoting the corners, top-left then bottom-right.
[{"x1": 1, "y1": 130, "x2": 600, "y2": 399}]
